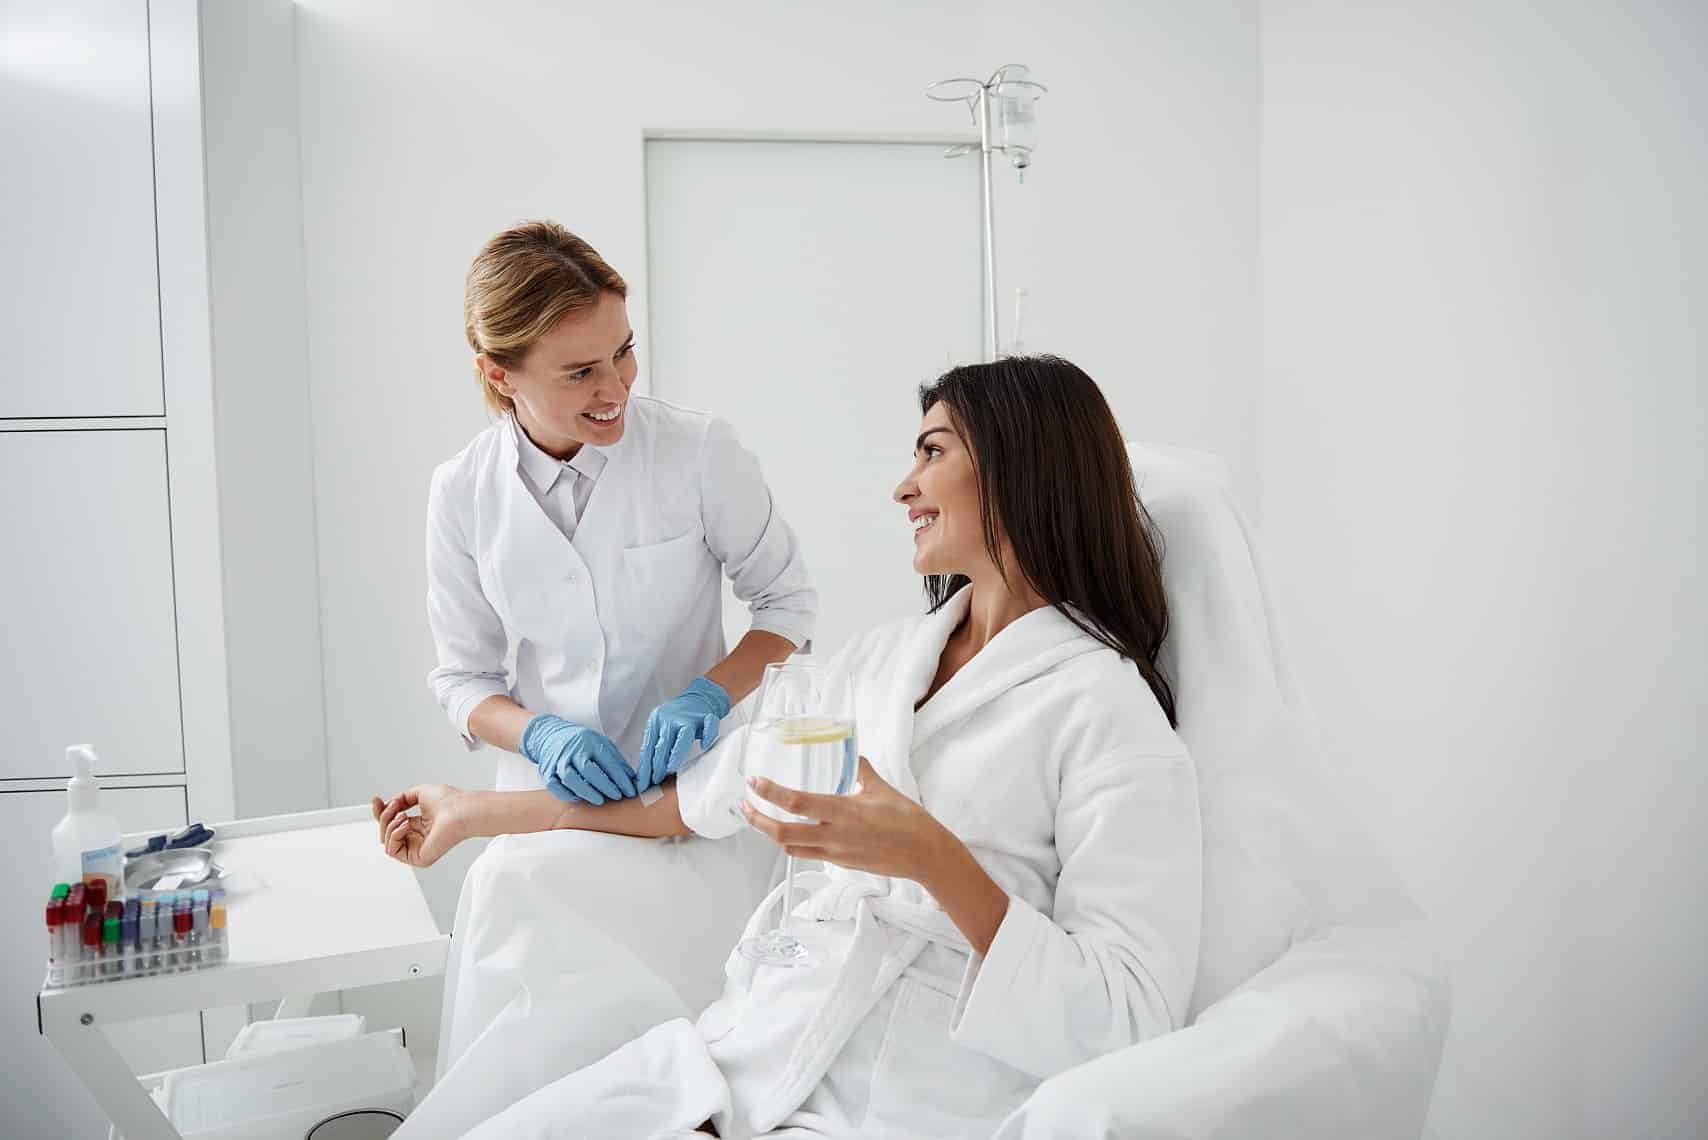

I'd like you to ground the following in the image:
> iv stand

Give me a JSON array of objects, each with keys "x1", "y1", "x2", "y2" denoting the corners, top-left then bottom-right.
[
  {"x1": 927, "y1": 65, "x2": 1046, "y2": 363},
  {"x1": 975, "y1": 82, "x2": 998, "y2": 362}
]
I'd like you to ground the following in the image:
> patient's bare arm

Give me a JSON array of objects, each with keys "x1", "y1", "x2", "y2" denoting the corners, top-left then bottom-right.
[{"x1": 370, "y1": 782, "x2": 692, "y2": 867}]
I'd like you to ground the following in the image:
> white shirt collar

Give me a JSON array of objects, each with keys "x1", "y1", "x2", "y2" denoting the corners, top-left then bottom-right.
[{"x1": 511, "y1": 415, "x2": 609, "y2": 494}]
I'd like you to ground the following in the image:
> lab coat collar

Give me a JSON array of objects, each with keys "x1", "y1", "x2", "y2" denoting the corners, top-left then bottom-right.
[{"x1": 508, "y1": 414, "x2": 610, "y2": 495}]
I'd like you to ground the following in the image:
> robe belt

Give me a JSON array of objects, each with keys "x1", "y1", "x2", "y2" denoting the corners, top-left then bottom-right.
[{"x1": 750, "y1": 872, "x2": 971, "y2": 1131}]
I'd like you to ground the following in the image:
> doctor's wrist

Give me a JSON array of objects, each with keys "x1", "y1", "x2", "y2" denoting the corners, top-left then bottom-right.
[
  {"x1": 468, "y1": 695, "x2": 536, "y2": 754},
  {"x1": 686, "y1": 676, "x2": 732, "y2": 716}
]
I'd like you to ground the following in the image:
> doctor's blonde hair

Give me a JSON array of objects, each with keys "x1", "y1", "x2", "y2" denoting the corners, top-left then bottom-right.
[{"x1": 464, "y1": 221, "x2": 628, "y2": 415}]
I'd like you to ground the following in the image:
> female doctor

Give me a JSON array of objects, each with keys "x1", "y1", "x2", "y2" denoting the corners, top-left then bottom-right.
[{"x1": 426, "y1": 220, "x2": 816, "y2": 801}]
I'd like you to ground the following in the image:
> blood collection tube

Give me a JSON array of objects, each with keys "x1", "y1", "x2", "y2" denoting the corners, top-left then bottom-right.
[
  {"x1": 46, "y1": 899, "x2": 63, "y2": 973},
  {"x1": 194, "y1": 889, "x2": 212, "y2": 966},
  {"x1": 69, "y1": 885, "x2": 89, "y2": 979},
  {"x1": 138, "y1": 898, "x2": 156, "y2": 973},
  {"x1": 102, "y1": 916, "x2": 120, "y2": 976},
  {"x1": 173, "y1": 897, "x2": 192, "y2": 970},
  {"x1": 155, "y1": 897, "x2": 171, "y2": 970},
  {"x1": 86, "y1": 877, "x2": 107, "y2": 915},
  {"x1": 81, "y1": 912, "x2": 100, "y2": 980},
  {"x1": 210, "y1": 900, "x2": 227, "y2": 958},
  {"x1": 50, "y1": 884, "x2": 70, "y2": 966},
  {"x1": 51, "y1": 902, "x2": 66, "y2": 970},
  {"x1": 56, "y1": 884, "x2": 73, "y2": 964},
  {"x1": 123, "y1": 900, "x2": 141, "y2": 975},
  {"x1": 104, "y1": 902, "x2": 122, "y2": 975}
]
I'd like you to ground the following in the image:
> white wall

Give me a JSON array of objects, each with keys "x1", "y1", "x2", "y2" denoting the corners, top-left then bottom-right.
[
  {"x1": 290, "y1": 0, "x2": 1256, "y2": 926},
  {"x1": 1263, "y1": 3, "x2": 1706, "y2": 1137},
  {"x1": 201, "y1": 0, "x2": 330, "y2": 820}
]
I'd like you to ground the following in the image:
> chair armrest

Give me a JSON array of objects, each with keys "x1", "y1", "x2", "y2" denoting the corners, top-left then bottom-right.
[{"x1": 995, "y1": 921, "x2": 1451, "y2": 1140}]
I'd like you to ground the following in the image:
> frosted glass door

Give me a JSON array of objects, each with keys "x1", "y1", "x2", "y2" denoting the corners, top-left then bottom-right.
[
  {"x1": 0, "y1": 0, "x2": 164, "y2": 417},
  {"x1": 645, "y1": 139, "x2": 981, "y2": 658},
  {"x1": 1, "y1": 786, "x2": 202, "y2": 1139},
  {"x1": 0, "y1": 430, "x2": 183, "y2": 778}
]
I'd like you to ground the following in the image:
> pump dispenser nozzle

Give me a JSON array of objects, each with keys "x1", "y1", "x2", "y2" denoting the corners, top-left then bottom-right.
[{"x1": 66, "y1": 745, "x2": 101, "y2": 812}]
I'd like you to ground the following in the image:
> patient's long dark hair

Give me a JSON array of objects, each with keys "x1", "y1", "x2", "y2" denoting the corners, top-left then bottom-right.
[{"x1": 919, "y1": 355, "x2": 1176, "y2": 727}]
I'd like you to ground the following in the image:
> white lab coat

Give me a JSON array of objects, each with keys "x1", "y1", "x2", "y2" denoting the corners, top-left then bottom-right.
[
  {"x1": 425, "y1": 396, "x2": 816, "y2": 789},
  {"x1": 425, "y1": 587, "x2": 1202, "y2": 1139}
]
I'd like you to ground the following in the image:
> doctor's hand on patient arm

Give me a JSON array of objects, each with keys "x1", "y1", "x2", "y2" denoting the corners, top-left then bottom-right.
[
  {"x1": 465, "y1": 697, "x2": 639, "y2": 805},
  {"x1": 371, "y1": 781, "x2": 693, "y2": 868},
  {"x1": 742, "y1": 756, "x2": 1011, "y2": 956},
  {"x1": 520, "y1": 714, "x2": 639, "y2": 804},
  {"x1": 636, "y1": 676, "x2": 732, "y2": 793},
  {"x1": 634, "y1": 630, "x2": 798, "y2": 793}
]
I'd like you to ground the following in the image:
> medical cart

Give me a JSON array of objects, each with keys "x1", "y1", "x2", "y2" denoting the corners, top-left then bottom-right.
[{"x1": 38, "y1": 804, "x2": 449, "y2": 1140}]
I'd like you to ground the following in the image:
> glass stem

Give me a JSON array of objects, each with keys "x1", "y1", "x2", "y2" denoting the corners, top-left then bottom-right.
[{"x1": 781, "y1": 854, "x2": 796, "y2": 936}]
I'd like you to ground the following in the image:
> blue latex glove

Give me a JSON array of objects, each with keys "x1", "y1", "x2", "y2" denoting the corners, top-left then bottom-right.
[
  {"x1": 636, "y1": 676, "x2": 732, "y2": 792},
  {"x1": 520, "y1": 715, "x2": 638, "y2": 805}
]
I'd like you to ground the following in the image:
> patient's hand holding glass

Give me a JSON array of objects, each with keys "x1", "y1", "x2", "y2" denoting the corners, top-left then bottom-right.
[{"x1": 737, "y1": 660, "x2": 857, "y2": 969}]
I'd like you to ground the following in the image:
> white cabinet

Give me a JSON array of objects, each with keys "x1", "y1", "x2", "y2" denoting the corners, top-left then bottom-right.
[
  {"x1": 0, "y1": 0, "x2": 164, "y2": 418},
  {"x1": 1, "y1": 1, "x2": 322, "y2": 1130},
  {"x1": 3, "y1": 786, "x2": 204, "y2": 1140},
  {"x1": 0, "y1": 430, "x2": 184, "y2": 779}
]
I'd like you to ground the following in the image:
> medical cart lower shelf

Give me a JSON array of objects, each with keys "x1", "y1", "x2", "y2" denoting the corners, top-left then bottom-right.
[{"x1": 37, "y1": 804, "x2": 449, "y2": 1140}]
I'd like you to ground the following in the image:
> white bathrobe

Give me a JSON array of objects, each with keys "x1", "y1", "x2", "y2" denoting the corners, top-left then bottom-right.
[{"x1": 450, "y1": 589, "x2": 1201, "y2": 1139}]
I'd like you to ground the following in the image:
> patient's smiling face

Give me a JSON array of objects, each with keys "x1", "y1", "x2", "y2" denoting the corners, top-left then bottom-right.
[{"x1": 894, "y1": 402, "x2": 987, "y2": 577}]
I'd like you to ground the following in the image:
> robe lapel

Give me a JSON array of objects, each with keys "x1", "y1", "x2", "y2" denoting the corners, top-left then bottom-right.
[
  {"x1": 910, "y1": 600, "x2": 1104, "y2": 754},
  {"x1": 868, "y1": 589, "x2": 972, "y2": 804}
]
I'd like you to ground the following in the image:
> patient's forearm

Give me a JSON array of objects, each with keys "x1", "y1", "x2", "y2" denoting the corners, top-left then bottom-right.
[{"x1": 455, "y1": 784, "x2": 692, "y2": 841}]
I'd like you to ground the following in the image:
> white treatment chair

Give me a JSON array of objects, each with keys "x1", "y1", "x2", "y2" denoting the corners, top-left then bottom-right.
[
  {"x1": 987, "y1": 445, "x2": 1451, "y2": 1138},
  {"x1": 421, "y1": 445, "x2": 1450, "y2": 1140}
]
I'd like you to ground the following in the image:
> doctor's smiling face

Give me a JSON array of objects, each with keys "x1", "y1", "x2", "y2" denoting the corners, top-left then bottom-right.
[
  {"x1": 478, "y1": 289, "x2": 637, "y2": 458},
  {"x1": 895, "y1": 401, "x2": 987, "y2": 577}
]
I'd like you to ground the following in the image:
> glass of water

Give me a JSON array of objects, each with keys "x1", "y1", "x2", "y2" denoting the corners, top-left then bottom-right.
[{"x1": 736, "y1": 660, "x2": 857, "y2": 969}]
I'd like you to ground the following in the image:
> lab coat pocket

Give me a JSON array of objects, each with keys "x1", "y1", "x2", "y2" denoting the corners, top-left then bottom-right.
[{"x1": 618, "y1": 529, "x2": 709, "y2": 637}]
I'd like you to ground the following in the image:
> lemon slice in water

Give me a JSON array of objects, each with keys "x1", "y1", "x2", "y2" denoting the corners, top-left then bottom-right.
[{"x1": 774, "y1": 715, "x2": 852, "y2": 745}]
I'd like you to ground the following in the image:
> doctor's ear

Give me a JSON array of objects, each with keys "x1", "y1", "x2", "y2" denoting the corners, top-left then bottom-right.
[{"x1": 476, "y1": 354, "x2": 515, "y2": 398}]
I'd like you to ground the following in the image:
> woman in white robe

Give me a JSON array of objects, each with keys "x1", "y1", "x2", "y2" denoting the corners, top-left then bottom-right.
[{"x1": 374, "y1": 355, "x2": 1203, "y2": 1138}]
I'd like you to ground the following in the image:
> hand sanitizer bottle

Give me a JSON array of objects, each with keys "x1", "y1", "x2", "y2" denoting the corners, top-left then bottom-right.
[{"x1": 52, "y1": 745, "x2": 124, "y2": 898}]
